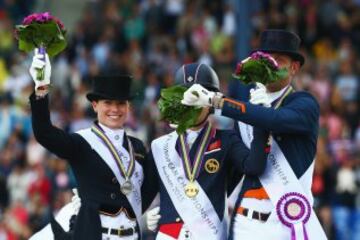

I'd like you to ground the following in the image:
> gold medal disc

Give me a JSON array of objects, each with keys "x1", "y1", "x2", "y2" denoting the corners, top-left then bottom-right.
[{"x1": 184, "y1": 182, "x2": 199, "y2": 198}]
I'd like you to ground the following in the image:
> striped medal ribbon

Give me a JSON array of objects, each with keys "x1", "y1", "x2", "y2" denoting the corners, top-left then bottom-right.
[
  {"x1": 178, "y1": 122, "x2": 215, "y2": 198},
  {"x1": 91, "y1": 123, "x2": 135, "y2": 195},
  {"x1": 273, "y1": 85, "x2": 294, "y2": 109}
]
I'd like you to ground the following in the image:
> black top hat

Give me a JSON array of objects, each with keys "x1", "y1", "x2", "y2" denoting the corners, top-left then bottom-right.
[
  {"x1": 254, "y1": 29, "x2": 305, "y2": 66},
  {"x1": 86, "y1": 75, "x2": 133, "y2": 102}
]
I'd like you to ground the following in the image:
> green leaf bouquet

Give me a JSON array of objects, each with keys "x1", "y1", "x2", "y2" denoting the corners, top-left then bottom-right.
[{"x1": 158, "y1": 85, "x2": 202, "y2": 134}]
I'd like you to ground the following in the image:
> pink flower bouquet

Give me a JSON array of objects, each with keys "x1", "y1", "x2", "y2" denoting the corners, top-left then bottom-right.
[
  {"x1": 14, "y1": 12, "x2": 67, "y2": 80},
  {"x1": 233, "y1": 51, "x2": 288, "y2": 85}
]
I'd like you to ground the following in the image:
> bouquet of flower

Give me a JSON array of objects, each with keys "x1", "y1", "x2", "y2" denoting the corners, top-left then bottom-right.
[
  {"x1": 158, "y1": 85, "x2": 202, "y2": 134},
  {"x1": 14, "y1": 12, "x2": 67, "y2": 80},
  {"x1": 232, "y1": 51, "x2": 288, "y2": 85}
]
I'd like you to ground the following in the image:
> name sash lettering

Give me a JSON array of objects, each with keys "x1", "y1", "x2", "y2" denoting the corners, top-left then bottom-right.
[{"x1": 152, "y1": 132, "x2": 226, "y2": 240}]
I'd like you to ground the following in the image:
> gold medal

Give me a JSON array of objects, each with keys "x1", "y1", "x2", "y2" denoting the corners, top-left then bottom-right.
[
  {"x1": 185, "y1": 182, "x2": 199, "y2": 198},
  {"x1": 178, "y1": 122, "x2": 214, "y2": 198}
]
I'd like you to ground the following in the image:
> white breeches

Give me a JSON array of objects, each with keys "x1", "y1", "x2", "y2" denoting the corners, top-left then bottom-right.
[
  {"x1": 232, "y1": 212, "x2": 289, "y2": 240},
  {"x1": 100, "y1": 211, "x2": 138, "y2": 240}
]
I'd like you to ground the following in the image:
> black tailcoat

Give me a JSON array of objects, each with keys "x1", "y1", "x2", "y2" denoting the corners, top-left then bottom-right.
[{"x1": 30, "y1": 94, "x2": 150, "y2": 240}]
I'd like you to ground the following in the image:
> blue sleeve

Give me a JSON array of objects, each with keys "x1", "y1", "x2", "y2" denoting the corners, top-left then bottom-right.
[
  {"x1": 221, "y1": 92, "x2": 319, "y2": 134},
  {"x1": 227, "y1": 129, "x2": 269, "y2": 176},
  {"x1": 227, "y1": 80, "x2": 254, "y2": 101}
]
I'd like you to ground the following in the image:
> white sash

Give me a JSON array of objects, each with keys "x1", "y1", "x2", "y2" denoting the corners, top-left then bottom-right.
[
  {"x1": 77, "y1": 129, "x2": 143, "y2": 222},
  {"x1": 238, "y1": 123, "x2": 327, "y2": 239},
  {"x1": 151, "y1": 132, "x2": 226, "y2": 240}
]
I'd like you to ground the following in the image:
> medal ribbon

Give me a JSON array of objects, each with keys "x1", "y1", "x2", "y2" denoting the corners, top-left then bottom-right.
[
  {"x1": 91, "y1": 123, "x2": 135, "y2": 180},
  {"x1": 273, "y1": 85, "x2": 294, "y2": 109},
  {"x1": 178, "y1": 122, "x2": 215, "y2": 182}
]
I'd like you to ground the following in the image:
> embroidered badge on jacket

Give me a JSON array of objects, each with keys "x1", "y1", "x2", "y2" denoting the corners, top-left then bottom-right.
[{"x1": 205, "y1": 158, "x2": 220, "y2": 173}]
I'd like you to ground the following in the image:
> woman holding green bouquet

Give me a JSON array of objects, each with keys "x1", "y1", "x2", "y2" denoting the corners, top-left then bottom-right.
[
  {"x1": 28, "y1": 49, "x2": 151, "y2": 240},
  {"x1": 181, "y1": 30, "x2": 327, "y2": 240},
  {"x1": 144, "y1": 63, "x2": 270, "y2": 240}
]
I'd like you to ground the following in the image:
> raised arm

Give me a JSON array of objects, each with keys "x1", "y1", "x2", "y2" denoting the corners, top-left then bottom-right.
[
  {"x1": 29, "y1": 49, "x2": 80, "y2": 160},
  {"x1": 30, "y1": 93, "x2": 80, "y2": 160},
  {"x1": 181, "y1": 84, "x2": 319, "y2": 134}
]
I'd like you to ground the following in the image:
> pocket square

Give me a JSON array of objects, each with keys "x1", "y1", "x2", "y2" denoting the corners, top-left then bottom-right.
[{"x1": 207, "y1": 139, "x2": 221, "y2": 151}]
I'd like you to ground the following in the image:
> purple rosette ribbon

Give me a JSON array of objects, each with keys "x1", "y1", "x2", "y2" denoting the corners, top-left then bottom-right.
[{"x1": 276, "y1": 192, "x2": 311, "y2": 240}]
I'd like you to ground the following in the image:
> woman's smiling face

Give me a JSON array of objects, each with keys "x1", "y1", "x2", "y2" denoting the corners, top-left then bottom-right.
[{"x1": 92, "y1": 99, "x2": 129, "y2": 129}]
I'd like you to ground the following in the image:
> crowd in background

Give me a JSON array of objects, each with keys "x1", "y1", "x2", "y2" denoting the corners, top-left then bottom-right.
[{"x1": 0, "y1": 0, "x2": 360, "y2": 239}]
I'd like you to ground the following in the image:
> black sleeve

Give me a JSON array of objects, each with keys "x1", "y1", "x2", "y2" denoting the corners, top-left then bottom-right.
[
  {"x1": 227, "y1": 129, "x2": 269, "y2": 176},
  {"x1": 141, "y1": 150, "x2": 159, "y2": 212},
  {"x1": 30, "y1": 93, "x2": 80, "y2": 160}
]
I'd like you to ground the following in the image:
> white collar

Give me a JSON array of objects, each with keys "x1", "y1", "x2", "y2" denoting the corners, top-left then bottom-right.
[
  {"x1": 186, "y1": 127, "x2": 203, "y2": 135},
  {"x1": 267, "y1": 85, "x2": 289, "y2": 103},
  {"x1": 185, "y1": 127, "x2": 203, "y2": 147},
  {"x1": 98, "y1": 123, "x2": 125, "y2": 145}
]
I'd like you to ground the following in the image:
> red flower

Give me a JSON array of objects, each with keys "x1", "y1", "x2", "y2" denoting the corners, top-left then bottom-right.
[{"x1": 235, "y1": 62, "x2": 242, "y2": 75}]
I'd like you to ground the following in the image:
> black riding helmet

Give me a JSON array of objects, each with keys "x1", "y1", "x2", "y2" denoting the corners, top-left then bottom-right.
[{"x1": 175, "y1": 63, "x2": 220, "y2": 92}]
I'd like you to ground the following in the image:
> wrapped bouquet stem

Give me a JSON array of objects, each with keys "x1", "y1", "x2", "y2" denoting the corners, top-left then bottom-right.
[{"x1": 14, "y1": 12, "x2": 67, "y2": 80}]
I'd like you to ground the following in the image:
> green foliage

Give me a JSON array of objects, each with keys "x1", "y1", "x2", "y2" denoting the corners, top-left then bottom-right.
[
  {"x1": 15, "y1": 22, "x2": 67, "y2": 57},
  {"x1": 158, "y1": 85, "x2": 202, "y2": 134},
  {"x1": 233, "y1": 59, "x2": 288, "y2": 85}
]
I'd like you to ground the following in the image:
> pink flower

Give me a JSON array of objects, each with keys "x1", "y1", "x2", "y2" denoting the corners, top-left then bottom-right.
[
  {"x1": 35, "y1": 12, "x2": 51, "y2": 22},
  {"x1": 234, "y1": 57, "x2": 251, "y2": 76},
  {"x1": 23, "y1": 13, "x2": 37, "y2": 25},
  {"x1": 250, "y1": 51, "x2": 279, "y2": 70},
  {"x1": 21, "y1": 12, "x2": 65, "y2": 31},
  {"x1": 53, "y1": 17, "x2": 65, "y2": 30}
]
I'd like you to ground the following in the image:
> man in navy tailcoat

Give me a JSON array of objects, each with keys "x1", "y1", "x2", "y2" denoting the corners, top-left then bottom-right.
[{"x1": 181, "y1": 30, "x2": 327, "y2": 239}]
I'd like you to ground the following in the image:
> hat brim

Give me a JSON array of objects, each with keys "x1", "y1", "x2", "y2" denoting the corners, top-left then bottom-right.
[
  {"x1": 254, "y1": 49, "x2": 305, "y2": 66},
  {"x1": 86, "y1": 92, "x2": 133, "y2": 102}
]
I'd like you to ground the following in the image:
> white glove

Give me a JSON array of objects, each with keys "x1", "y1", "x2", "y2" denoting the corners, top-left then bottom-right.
[
  {"x1": 29, "y1": 48, "x2": 51, "y2": 91},
  {"x1": 71, "y1": 188, "x2": 81, "y2": 215},
  {"x1": 146, "y1": 207, "x2": 161, "y2": 232},
  {"x1": 181, "y1": 84, "x2": 223, "y2": 108},
  {"x1": 181, "y1": 84, "x2": 214, "y2": 107},
  {"x1": 249, "y1": 82, "x2": 271, "y2": 107}
]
